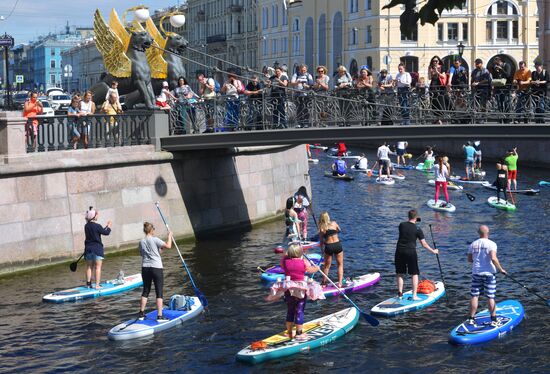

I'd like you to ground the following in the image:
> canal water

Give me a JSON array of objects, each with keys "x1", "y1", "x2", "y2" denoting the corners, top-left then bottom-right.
[{"x1": 1, "y1": 146, "x2": 549, "y2": 373}]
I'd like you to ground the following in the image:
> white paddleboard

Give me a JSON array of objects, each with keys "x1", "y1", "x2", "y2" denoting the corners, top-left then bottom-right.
[
  {"x1": 427, "y1": 199, "x2": 456, "y2": 212},
  {"x1": 308, "y1": 158, "x2": 319, "y2": 164},
  {"x1": 376, "y1": 177, "x2": 395, "y2": 185},
  {"x1": 371, "y1": 281, "x2": 445, "y2": 316},
  {"x1": 428, "y1": 179, "x2": 463, "y2": 190}
]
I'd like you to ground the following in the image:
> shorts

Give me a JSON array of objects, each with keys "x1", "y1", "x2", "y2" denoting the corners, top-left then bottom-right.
[
  {"x1": 475, "y1": 151, "x2": 482, "y2": 161},
  {"x1": 379, "y1": 159, "x2": 390, "y2": 168},
  {"x1": 285, "y1": 291, "x2": 307, "y2": 325},
  {"x1": 142, "y1": 267, "x2": 164, "y2": 299},
  {"x1": 84, "y1": 253, "x2": 104, "y2": 261},
  {"x1": 156, "y1": 100, "x2": 169, "y2": 108},
  {"x1": 395, "y1": 250, "x2": 419, "y2": 275},
  {"x1": 507, "y1": 170, "x2": 517, "y2": 180},
  {"x1": 324, "y1": 241, "x2": 343, "y2": 256},
  {"x1": 397, "y1": 149, "x2": 405, "y2": 156},
  {"x1": 470, "y1": 273, "x2": 496, "y2": 299},
  {"x1": 465, "y1": 158, "x2": 474, "y2": 167},
  {"x1": 70, "y1": 123, "x2": 80, "y2": 138}
]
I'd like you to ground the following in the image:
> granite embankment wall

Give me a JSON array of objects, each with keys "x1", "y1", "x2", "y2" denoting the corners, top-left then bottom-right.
[{"x1": 0, "y1": 144, "x2": 309, "y2": 274}]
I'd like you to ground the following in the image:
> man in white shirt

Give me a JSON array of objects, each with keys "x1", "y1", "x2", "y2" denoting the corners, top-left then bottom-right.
[
  {"x1": 395, "y1": 63, "x2": 412, "y2": 125},
  {"x1": 291, "y1": 64, "x2": 314, "y2": 127},
  {"x1": 377, "y1": 142, "x2": 394, "y2": 179},
  {"x1": 355, "y1": 153, "x2": 368, "y2": 170},
  {"x1": 467, "y1": 225, "x2": 507, "y2": 327},
  {"x1": 396, "y1": 141, "x2": 408, "y2": 166}
]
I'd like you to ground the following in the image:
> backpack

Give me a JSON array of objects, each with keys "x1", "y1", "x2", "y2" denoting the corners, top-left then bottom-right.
[{"x1": 417, "y1": 280, "x2": 436, "y2": 294}]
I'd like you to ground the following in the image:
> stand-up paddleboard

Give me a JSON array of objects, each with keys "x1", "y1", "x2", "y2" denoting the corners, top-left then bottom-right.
[
  {"x1": 350, "y1": 165, "x2": 370, "y2": 173},
  {"x1": 236, "y1": 307, "x2": 359, "y2": 364},
  {"x1": 427, "y1": 199, "x2": 456, "y2": 212},
  {"x1": 324, "y1": 172, "x2": 354, "y2": 181},
  {"x1": 474, "y1": 169, "x2": 486, "y2": 177},
  {"x1": 327, "y1": 154, "x2": 361, "y2": 160},
  {"x1": 260, "y1": 253, "x2": 323, "y2": 283},
  {"x1": 108, "y1": 295, "x2": 203, "y2": 340},
  {"x1": 308, "y1": 158, "x2": 319, "y2": 164},
  {"x1": 450, "y1": 176, "x2": 487, "y2": 184},
  {"x1": 371, "y1": 281, "x2": 445, "y2": 316},
  {"x1": 481, "y1": 182, "x2": 539, "y2": 195},
  {"x1": 487, "y1": 196, "x2": 517, "y2": 211},
  {"x1": 375, "y1": 177, "x2": 395, "y2": 185},
  {"x1": 449, "y1": 300, "x2": 524, "y2": 345},
  {"x1": 415, "y1": 162, "x2": 434, "y2": 172},
  {"x1": 322, "y1": 273, "x2": 381, "y2": 298},
  {"x1": 273, "y1": 241, "x2": 320, "y2": 253},
  {"x1": 392, "y1": 163, "x2": 415, "y2": 170},
  {"x1": 372, "y1": 171, "x2": 405, "y2": 180},
  {"x1": 43, "y1": 274, "x2": 143, "y2": 303},
  {"x1": 428, "y1": 179, "x2": 463, "y2": 190},
  {"x1": 309, "y1": 144, "x2": 328, "y2": 150},
  {"x1": 539, "y1": 181, "x2": 550, "y2": 186}
]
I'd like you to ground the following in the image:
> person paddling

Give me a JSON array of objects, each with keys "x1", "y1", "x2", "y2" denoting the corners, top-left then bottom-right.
[
  {"x1": 355, "y1": 153, "x2": 368, "y2": 170},
  {"x1": 336, "y1": 142, "x2": 348, "y2": 157},
  {"x1": 493, "y1": 161, "x2": 509, "y2": 203},
  {"x1": 84, "y1": 207, "x2": 112, "y2": 289},
  {"x1": 377, "y1": 142, "x2": 394, "y2": 179},
  {"x1": 504, "y1": 147, "x2": 519, "y2": 190},
  {"x1": 138, "y1": 222, "x2": 173, "y2": 321},
  {"x1": 332, "y1": 156, "x2": 347, "y2": 176},
  {"x1": 280, "y1": 244, "x2": 320, "y2": 340},
  {"x1": 318, "y1": 212, "x2": 344, "y2": 288},
  {"x1": 395, "y1": 210, "x2": 439, "y2": 300},
  {"x1": 433, "y1": 156, "x2": 450, "y2": 207},
  {"x1": 293, "y1": 187, "x2": 311, "y2": 240},
  {"x1": 467, "y1": 225, "x2": 507, "y2": 327},
  {"x1": 463, "y1": 141, "x2": 476, "y2": 180}
]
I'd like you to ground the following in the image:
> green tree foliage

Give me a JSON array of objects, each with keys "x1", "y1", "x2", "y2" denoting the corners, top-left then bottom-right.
[{"x1": 384, "y1": 0, "x2": 466, "y2": 38}]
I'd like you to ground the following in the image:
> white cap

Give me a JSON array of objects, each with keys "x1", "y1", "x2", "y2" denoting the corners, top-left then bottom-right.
[
  {"x1": 85, "y1": 208, "x2": 97, "y2": 221},
  {"x1": 162, "y1": 81, "x2": 169, "y2": 87}
]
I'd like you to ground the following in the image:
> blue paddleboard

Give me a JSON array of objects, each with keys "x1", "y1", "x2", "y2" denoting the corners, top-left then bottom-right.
[
  {"x1": 260, "y1": 253, "x2": 322, "y2": 282},
  {"x1": 108, "y1": 295, "x2": 203, "y2": 340},
  {"x1": 370, "y1": 281, "x2": 445, "y2": 316},
  {"x1": 42, "y1": 274, "x2": 143, "y2": 303},
  {"x1": 449, "y1": 299, "x2": 524, "y2": 345}
]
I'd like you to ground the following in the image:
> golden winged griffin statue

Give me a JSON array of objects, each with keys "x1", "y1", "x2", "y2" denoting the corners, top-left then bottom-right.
[{"x1": 91, "y1": 8, "x2": 188, "y2": 110}]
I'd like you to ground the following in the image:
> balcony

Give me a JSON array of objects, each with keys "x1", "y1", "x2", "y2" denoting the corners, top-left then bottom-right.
[{"x1": 206, "y1": 34, "x2": 227, "y2": 44}]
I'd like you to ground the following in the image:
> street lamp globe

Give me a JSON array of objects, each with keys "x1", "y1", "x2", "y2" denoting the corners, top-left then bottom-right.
[
  {"x1": 170, "y1": 14, "x2": 186, "y2": 28},
  {"x1": 134, "y1": 7, "x2": 150, "y2": 22}
]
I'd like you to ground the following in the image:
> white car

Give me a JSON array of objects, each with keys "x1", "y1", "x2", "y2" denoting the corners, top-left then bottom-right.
[
  {"x1": 48, "y1": 93, "x2": 71, "y2": 114},
  {"x1": 36, "y1": 100, "x2": 55, "y2": 122}
]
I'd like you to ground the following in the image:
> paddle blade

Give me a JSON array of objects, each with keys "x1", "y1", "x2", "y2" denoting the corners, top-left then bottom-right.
[
  {"x1": 195, "y1": 288, "x2": 209, "y2": 308},
  {"x1": 362, "y1": 311, "x2": 379, "y2": 326},
  {"x1": 465, "y1": 193, "x2": 476, "y2": 201},
  {"x1": 69, "y1": 262, "x2": 78, "y2": 272},
  {"x1": 367, "y1": 171, "x2": 372, "y2": 177}
]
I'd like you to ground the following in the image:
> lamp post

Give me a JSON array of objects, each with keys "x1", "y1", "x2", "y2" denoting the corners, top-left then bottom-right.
[{"x1": 457, "y1": 41, "x2": 465, "y2": 58}]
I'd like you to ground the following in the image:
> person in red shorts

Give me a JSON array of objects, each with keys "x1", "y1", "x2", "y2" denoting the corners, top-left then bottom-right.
[{"x1": 504, "y1": 147, "x2": 518, "y2": 190}]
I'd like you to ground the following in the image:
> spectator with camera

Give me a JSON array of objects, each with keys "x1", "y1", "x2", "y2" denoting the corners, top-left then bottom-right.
[
  {"x1": 513, "y1": 61, "x2": 532, "y2": 123},
  {"x1": 531, "y1": 62, "x2": 549, "y2": 123},
  {"x1": 490, "y1": 57, "x2": 512, "y2": 123}
]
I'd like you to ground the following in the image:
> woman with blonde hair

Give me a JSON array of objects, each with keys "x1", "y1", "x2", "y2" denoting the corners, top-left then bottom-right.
[
  {"x1": 137, "y1": 222, "x2": 173, "y2": 321},
  {"x1": 313, "y1": 66, "x2": 329, "y2": 92},
  {"x1": 318, "y1": 211, "x2": 344, "y2": 287}
]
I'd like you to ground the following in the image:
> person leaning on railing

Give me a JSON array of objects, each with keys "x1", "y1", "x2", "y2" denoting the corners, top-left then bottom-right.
[
  {"x1": 531, "y1": 62, "x2": 549, "y2": 124},
  {"x1": 395, "y1": 63, "x2": 412, "y2": 126},
  {"x1": 22, "y1": 91, "x2": 43, "y2": 149},
  {"x1": 355, "y1": 66, "x2": 375, "y2": 125},
  {"x1": 101, "y1": 92, "x2": 123, "y2": 142},
  {"x1": 197, "y1": 73, "x2": 217, "y2": 133},
  {"x1": 79, "y1": 91, "x2": 96, "y2": 149},
  {"x1": 220, "y1": 72, "x2": 244, "y2": 131},
  {"x1": 334, "y1": 66, "x2": 353, "y2": 126},
  {"x1": 378, "y1": 69, "x2": 395, "y2": 126},
  {"x1": 173, "y1": 77, "x2": 200, "y2": 132},
  {"x1": 67, "y1": 96, "x2": 85, "y2": 150},
  {"x1": 244, "y1": 75, "x2": 265, "y2": 130},
  {"x1": 267, "y1": 66, "x2": 288, "y2": 129},
  {"x1": 513, "y1": 61, "x2": 532, "y2": 124},
  {"x1": 471, "y1": 59, "x2": 493, "y2": 124},
  {"x1": 491, "y1": 57, "x2": 512, "y2": 124},
  {"x1": 312, "y1": 66, "x2": 330, "y2": 126},
  {"x1": 291, "y1": 64, "x2": 314, "y2": 128}
]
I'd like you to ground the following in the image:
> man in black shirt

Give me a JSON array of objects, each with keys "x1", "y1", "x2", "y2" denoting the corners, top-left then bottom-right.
[
  {"x1": 244, "y1": 75, "x2": 264, "y2": 130},
  {"x1": 531, "y1": 62, "x2": 549, "y2": 124},
  {"x1": 395, "y1": 210, "x2": 439, "y2": 300}
]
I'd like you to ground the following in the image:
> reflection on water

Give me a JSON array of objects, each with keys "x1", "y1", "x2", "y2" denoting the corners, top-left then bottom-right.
[{"x1": 0, "y1": 147, "x2": 549, "y2": 372}]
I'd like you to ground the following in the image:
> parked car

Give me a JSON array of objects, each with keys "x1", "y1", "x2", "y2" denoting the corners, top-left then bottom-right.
[
  {"x1": 48, "y1": 94, "x2": 71, "y2": 114},
  {"x1": 36, "y1": 100, "x2": 55, "y2": 122}
]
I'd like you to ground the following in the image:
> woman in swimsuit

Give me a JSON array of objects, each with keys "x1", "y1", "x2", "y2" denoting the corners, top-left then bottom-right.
[{"x1": 318, "y1": 211, "x2": 344, "y2": 287}]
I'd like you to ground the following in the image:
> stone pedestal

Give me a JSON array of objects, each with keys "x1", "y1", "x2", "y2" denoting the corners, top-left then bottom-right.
[{"x1": 0, "y1": 111, "x2": 27, "y2": 161}]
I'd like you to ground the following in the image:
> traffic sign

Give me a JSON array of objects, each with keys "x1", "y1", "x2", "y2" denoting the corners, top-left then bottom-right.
[
  {"x1": 0, "y1": 34, "x2": 14, "y2": 48},
  {"x1": 16, "y1": 75, "x2": 24, "y2": 83},
  {"x1": 383, "y1": 55, "x2": 392, "y2": 65}
]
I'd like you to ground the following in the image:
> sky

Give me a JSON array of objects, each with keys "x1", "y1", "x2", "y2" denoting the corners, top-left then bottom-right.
[{"x1": 0, "y1": 0, "x2": 182, "y2": 44}]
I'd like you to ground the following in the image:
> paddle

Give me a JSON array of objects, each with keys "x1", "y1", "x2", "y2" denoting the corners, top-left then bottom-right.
[
  {"x1": 69, "y1": 252, "x2": 85, "y2": 272},
  {"x1": 504, "y1": 273, "x2": 550, "y2": 308},
  {"x1": 539, "y1": 181, "x2": 550, "y2": 186},
  {"x1": 302, "y1": 251, "x2": 379, "y2": 326},
  {"x1": 155, "y1": 202, "x2": 209, "y2": 309},
  {"x1": 428, "y1": 224, "x2": 449, "y2": 302},
  {"x1": 465, "y1": 192, "x2": 476, "y2": 201}
]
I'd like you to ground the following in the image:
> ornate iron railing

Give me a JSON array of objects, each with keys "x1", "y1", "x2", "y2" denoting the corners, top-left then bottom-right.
[
  {"x1": 167, "y1": 87, "x2": 550, "y2": 134},
  {"x1": 25, "y1": 113, "x2": 152, "y2": 153}
]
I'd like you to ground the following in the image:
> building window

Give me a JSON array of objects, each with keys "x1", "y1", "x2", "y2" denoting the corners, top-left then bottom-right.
[
  {"x1": 263, "y1": 39, "x2": 268, "y2": 55},
  {"x1": 50, "y1": 74, "x2": 56, "y2": 85},
  {"x1": 272, "y1": 39, "x2": 277, "y2": 55},
  {"x1": 365, "y1": 0, "x2": 372, "y2": 11},
  {"x1": 293, "y1": 18, "x2": 300, "y2": 32},
  {"x1": 50, "y1": 60, "x2": 56, "y2": 69},
  {"x1": 447, "y1": 23, "x2": 458, "y2": 41},
  {"x1": 282, "y1": 9, "x2": 288, "y2": 25},
  {"x1": 486, "y1": 21, "x2": 492, "y2": 41},
  {"x1": 349, "y1": 27, "x2": 358, "y2": 45},
  {"x1": 50, "y1": 49, "x2": 55, "y2": 56},
  {"x1": 496, "y1": 21, "x2": 507, "y2": 39},
  {"x1": 536, "y1": 21, "x2": 540, "y2": 38},
  {"x1": 437, "y1": 24, "x2": 444, "y2": 41},
  {"x1": 366, "y1": 56, "x2": 373, "y2": 70},
  {"x1": 401, "y1": 25, "x2": 418, "y2": 41},
  {"x1": 496, "y1": 1, "x2": 507, "y2": 15},
  {"x1": 512, "y1": 20, "x2": 518, "y2": 39},
  {"x1": 366, "y1": 25, "x2": 372, "y2": 44},
  {"x1": 272, "y1": 5, "x2": 278, "y2": 27},
  {"x1": 262, "y1": 8, "x2": 269, "y2": 29},
  {"x1": 462, "y1": 23, "x2": 468, "y2": 41},
  {"x1": 350, "y1": 0, "x2": 359, "y2": 13},
  {"x1": 282, "y1": 37, "x2": 288, "y2": 53}
]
